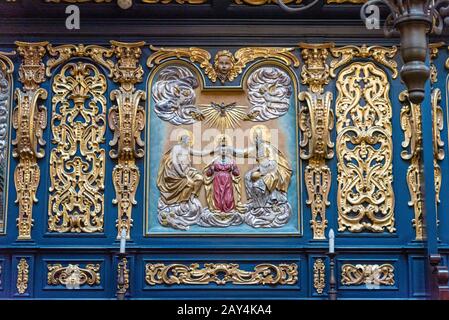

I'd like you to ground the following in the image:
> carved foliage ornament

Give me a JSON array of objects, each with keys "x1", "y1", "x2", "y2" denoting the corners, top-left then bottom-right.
[
  {"x1": 313, "y1": 258, "x2": 325, "y2": 294},
  {"x1": 432, "y1": 88, "x2": 444, "y2": 204},
  {"x1": 48, "y1": 62, "x2": 106, "y2": 233},
  {"x1": 109, "y1": 41, "x2": 146, "y2": 238},
  {"x1": 299, "y1": 43, "x2": 334, "y2": 240},
  {"x1": 336, "y1": 62, "x2": 395, "y2": 233},
  {"x1": 400, "y1": 90, "x2": 424, "y2": 240},
  {"x1": 145, "y1": 263, "x2": 298, "y2": 285},
  {"x1": 330, "y1": 45, "x2": 398, "y2": 79},
  {"x1": 13, "y1": 41, "x2": 48, "y2": 240},
  {"x1": 341, "y1": 264, "x2": 395, "y2": 286},
  {"x1": 16, "y1": 258, "x2": 29, "y2": 294},
  {"x1": 148, "y1": 45, "x2": 299, "y2": 83},
  {"x1": 46, "y1": 44, "x2": 114, "y2": 77},
  {"x1": 47, "y1": 264, "x2": 100, "y2": 287}
]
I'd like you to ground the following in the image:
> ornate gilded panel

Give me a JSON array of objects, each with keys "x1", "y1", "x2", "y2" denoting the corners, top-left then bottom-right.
[
  {"x1": 145, "y1": 47, "x2": 301, "y2": 236},
  {"x1": 0, "y1": 51, "x2": 13, "y2": 234},
  {"x1": 47, "y1": 263, "x2": 101, "y2": 288},
  {"x1": 335, "y1": 62, "x2": 395, "y2": 233},
  {"x1": 313, "y1": 258, "x2": 325, "y2": 294},
  {"x1": 341, "y1": 264, "x2": 395, "y2": 287},
  {"x1": 48, "y1": 62, "x2": 106, "y2": 233},
  {"x1": 145, "y1": 263, "x2": 298, "y2": 285}
]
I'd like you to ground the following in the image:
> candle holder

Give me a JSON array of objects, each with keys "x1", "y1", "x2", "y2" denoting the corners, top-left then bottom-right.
[{"x1": 327, "y1": 251, "x2": 337, "y2": 301}]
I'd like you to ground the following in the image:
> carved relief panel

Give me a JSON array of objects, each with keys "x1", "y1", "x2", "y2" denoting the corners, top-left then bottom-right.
[{"x1": 145, "y1": 47, "x2": 301, "y2": 235}]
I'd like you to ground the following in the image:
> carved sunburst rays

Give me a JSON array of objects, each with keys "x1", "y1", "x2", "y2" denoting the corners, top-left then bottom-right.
[
  {"x1": 48, "y1": 62, "x2": 106, "y2": 233},
  {"x1": 198, "y1": 102, "x2": 249, "y2": 131},
  {"x1": 336, "y1": 62, "x2": 395, "y2": 233}
]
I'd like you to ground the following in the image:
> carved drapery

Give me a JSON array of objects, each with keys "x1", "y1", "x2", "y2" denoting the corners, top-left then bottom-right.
[
  {"x1": 47, "y1": 263, "x2": 101, "y2": 287},
  {"x1": 0, "y1": 51, "x2": 14, "y2": 233},
  {"x1": 341, "y1": 264, "x2": 395, "y2": 286},
  {"x1": 335, "y1": 62, "x2": 395, "y2": 233},
  {"x1": 48, "y1": 62, "x2": 107, "y2": 233},
  {"x1": 400, "y1": 90, "x2": 424, "y2": 241},
  {"x1": 109, "y1": 41, "x2": 146, "y2": 239},
  {"x1": 298, "y1": 43, "x2": 334, "y2": 240},
  {"x1": 145, "y1": 263, "x2": 298, "y2": 285},
  {"x1": 148, "y1": 46, "x2": 299, "y2": 83},
  {"x1": 13, "y1": 41, "x2": 48, "y2": 240}
]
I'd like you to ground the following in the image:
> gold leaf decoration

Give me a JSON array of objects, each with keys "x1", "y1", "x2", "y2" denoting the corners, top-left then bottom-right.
[
  {"x1": 336, "y1": 62, "x2": 395, "y2": 233},
  {"x1": 46, "y1": 44, "x2": 114, "y2": 77},
  {"x1": 109, "y1": 41, "x2": 146, "y2": 238},
  {"x1": 299, "y1": 43, "x2": 334, "y2": 240},
  {"x1": 330, "y1": 45, "x2": 398, "y2": 78},
  {"x1": 148, "y1": 45, "x2": 299, "y2": 83},
  {"x1": 399, "y1": 90, "x2": 424, "y2": 241},
  {"x1": 13, "y1": 41, "x2": 49, "y2": 240},
  {"x1": 432, "y1": 88, "x2": 445, "y2": 204},
  {"x1": 48, "y1": 62, "x2": 106, "y2": 233},
  {"x1": 313, "y1": 258, "x2": 325, "y2": 294},
  {"x1": 16, "y1": 258, "x2": 29, "y2": 294},
  {"x1": 234, "y1": 0, "x2": 302, "y2": 5},
  {"x1": 145, "y1": 263, "x2": 298, "y2": 285},
  {"x1": 47, "y1": 263, "x2": 101, "y2": 287},
  {"x1": 341, "y1": 264, "x2": 395, "y2": 286}
]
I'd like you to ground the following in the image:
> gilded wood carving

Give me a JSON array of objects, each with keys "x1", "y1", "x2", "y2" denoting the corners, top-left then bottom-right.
[
  {"x1": 13, "y1": 41, "x2": 48, "y2": 240},
  {"x1": 298, "y1": 43, "x2": 334, "y2": 240},
  {"x1": 145, "y1": 263, "x2": 298, "y2": 285},
  {"x1": 48, "y1": 62, "x2": 106, "y2": 233},
  {"x1": 335, "y1": 62, "x2": 395, "y2": 233},
  {"x1": 16, "y1": 258, "x2": 29, "y2": 294},
  {"x1": 109, "y1": 41, "x2": 146, "y2": 239},
  {"x1": 148, "y1": 46, "x2": 299, "y2": 83},
  {"x1": 400, "y1": 90, "x2": 424, "y2": 240},
  {"x1": 341, "y1": 264, "x2": 395, "y2": 286},
  {"x1": 313, "y1": 258, "x2": 325, "y2": 294},
  {"x1": 47, "y1": 263, "x2": 101, "y2": 287}
]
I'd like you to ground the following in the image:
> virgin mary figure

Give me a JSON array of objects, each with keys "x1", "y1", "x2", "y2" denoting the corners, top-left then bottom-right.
[{"x1": 198, "y1": 135, "x2": 245, "y2": 227}]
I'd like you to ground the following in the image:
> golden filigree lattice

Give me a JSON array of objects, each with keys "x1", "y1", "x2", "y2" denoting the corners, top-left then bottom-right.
[
  {"x1": 16, "y1": 258, "x2": 29, "y2": 294},
  {"x1": 400, "y1": 90, "x2": 424, "y2": 240},
  {"x1": 145, "y1": 263, "x2": 298, "y2": 285},
  {"x1": 341, "y1": 264, "x2": 395, "y2": 286},
  {"x1": 48, "y1": 62, "x2": 106, "y2": 233},
  {"x1": 313, "y1": 258, "x2": 325, "y2": 294},
  {"x1": 47, "y1": 263, "x2": 101, "y2": 287},
  {"x1": 336, "y1": 62, "x2": 395, "y2": 233},
  {"x1": 148, "y1": 46, "x2": 299, "y2": 83}
]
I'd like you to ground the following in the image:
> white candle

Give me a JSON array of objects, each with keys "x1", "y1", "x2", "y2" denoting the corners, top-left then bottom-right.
[
  {"x1": 120, "y1": 228, "x2": 127, "y2": 254},
  {"x1": 329, "y1": 228, "x2": 335, "y2": 253}
]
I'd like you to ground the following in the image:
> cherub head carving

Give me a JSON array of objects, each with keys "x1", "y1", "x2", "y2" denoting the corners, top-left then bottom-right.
[{"x1": 214, "y1": 50, "x2": 235, "y2": 83}]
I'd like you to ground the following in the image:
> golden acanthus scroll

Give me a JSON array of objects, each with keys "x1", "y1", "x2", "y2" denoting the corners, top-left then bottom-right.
[{"x1": 145, "y1": 263, "x2": 298, "y2": 285}]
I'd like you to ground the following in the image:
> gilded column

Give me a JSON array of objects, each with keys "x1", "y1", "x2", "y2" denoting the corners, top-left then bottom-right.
[
  {"x1": 298, "y1": 43, "x2": 334, "y2": 240},
  {"x1": 13, "y1": 42, "x2": 48, "y2": 240},
  {"x1": 109, "y1": 41, "x2": 146, "y2": 239}
]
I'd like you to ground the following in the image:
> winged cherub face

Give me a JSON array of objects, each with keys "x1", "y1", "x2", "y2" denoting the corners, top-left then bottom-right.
[{"x1": 214, "y1": 51, "x2": 234, "y2": 83}]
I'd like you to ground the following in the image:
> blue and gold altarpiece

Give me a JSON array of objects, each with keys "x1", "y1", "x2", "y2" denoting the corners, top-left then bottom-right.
[{"x1": 0, "y1": 0, "x2": 448, "y2": 300}]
